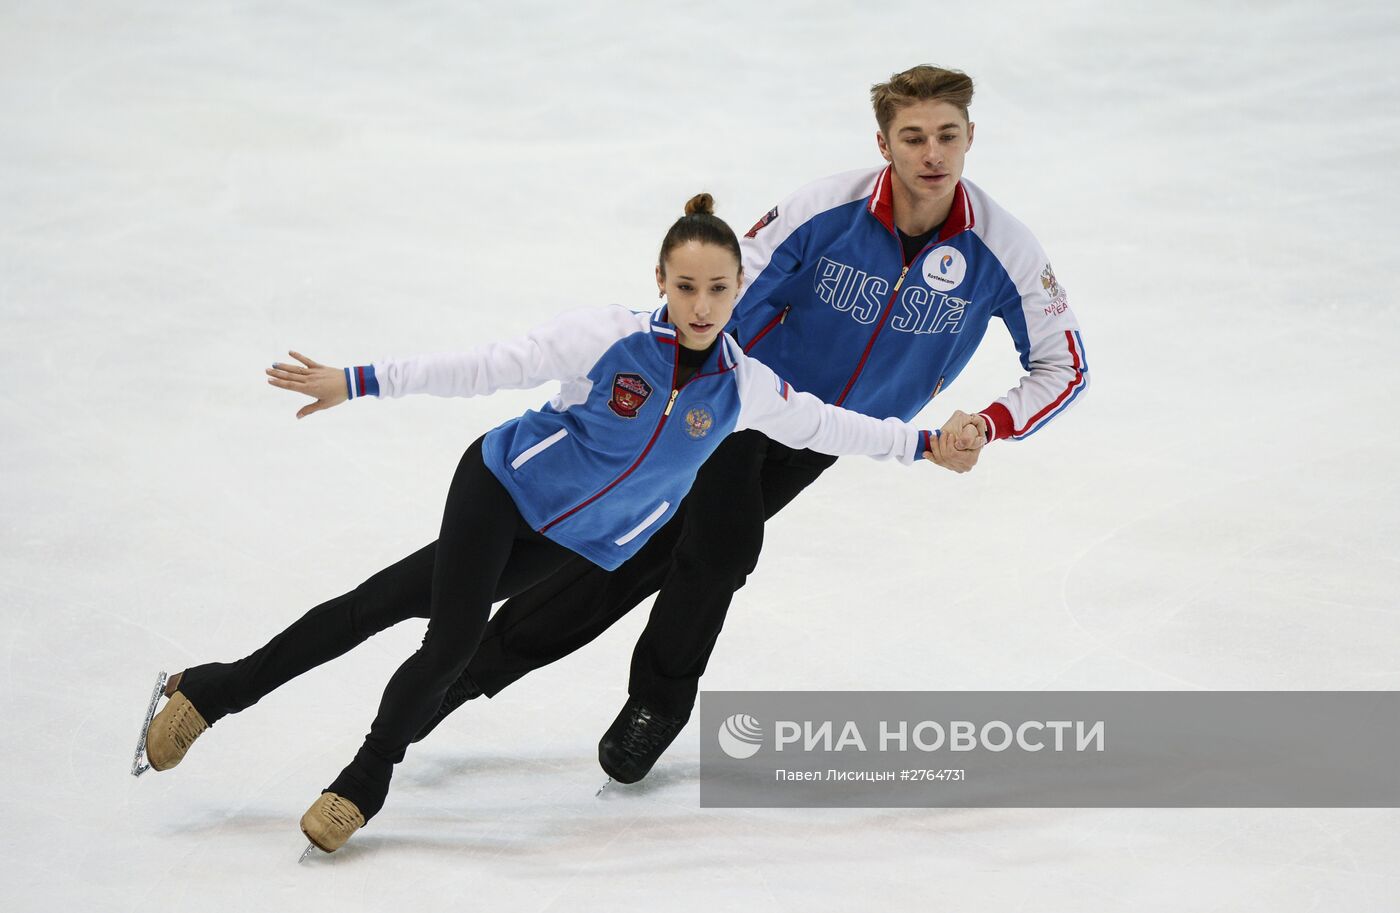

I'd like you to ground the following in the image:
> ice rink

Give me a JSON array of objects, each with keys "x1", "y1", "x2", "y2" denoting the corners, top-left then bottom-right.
[{"x1": 4, "y1": 1, "x2": 1399, "y2": 910}]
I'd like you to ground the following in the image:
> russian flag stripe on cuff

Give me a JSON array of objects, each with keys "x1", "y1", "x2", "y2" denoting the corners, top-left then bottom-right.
[
  {"x1": 917, "y1": 428, "x2": 937, "y2": 460},
  {"x1": 345, "y1": 364, "x2": 380, "y2": 399}
]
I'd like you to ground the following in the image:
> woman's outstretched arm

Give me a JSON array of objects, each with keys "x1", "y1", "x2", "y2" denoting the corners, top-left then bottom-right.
[{"x1": 263, "y1": 305, "x2": 647, "y2": 419}]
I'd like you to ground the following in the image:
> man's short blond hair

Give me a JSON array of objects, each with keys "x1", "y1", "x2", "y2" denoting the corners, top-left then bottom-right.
[{"x1": 871, "y1": 65, "x2": 975, "y2": 135}]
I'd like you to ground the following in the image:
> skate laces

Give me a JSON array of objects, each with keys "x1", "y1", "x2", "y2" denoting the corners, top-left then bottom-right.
[
  {"x1": 166, "y1": 696, "x2": 208, "y2": 751},
  {"x1": 619, "y1": 704, "x2": 685, "y2": 756},
  {"x1": 318, "y1": 794, "x2": 365, "y2": 831}
]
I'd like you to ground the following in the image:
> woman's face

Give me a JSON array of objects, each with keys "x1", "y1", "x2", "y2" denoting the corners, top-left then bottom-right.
[{"x1": 656, "y1": 240, "x2": 743, "y2": 351}]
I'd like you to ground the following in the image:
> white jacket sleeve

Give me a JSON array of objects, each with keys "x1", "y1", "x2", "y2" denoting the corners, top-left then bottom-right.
[
  {"x1": 973, "y1": 215, "x2": 1089, "y2": 442},
  {"x1": 732, "y1": 342, "x2": 933, "y2": 466},
  {"x1": 352, "y1": 305, "x2": 644, "y2": 400}
]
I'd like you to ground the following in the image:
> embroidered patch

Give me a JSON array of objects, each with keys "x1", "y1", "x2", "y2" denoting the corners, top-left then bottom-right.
[
  {"x1": 744, "y1": 206, "x2": 779, "y2": 239},
  {"x1": 683, "y1": 404, "x2": 715, "y2": 439},
  {"x1": 608, "y1": 373, "x2": 653, "y2": 418},
  {"x1": 773, "y1": 375, "x2": 791, "y2": 400},
  {"x1": 1040, "y1": 263, "x2": 1068, "y2": 316}
]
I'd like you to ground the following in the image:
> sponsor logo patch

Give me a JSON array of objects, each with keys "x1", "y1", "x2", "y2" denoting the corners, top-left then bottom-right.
[
  {"x1": 744, "y1": 206, "x2": 779, "y2": 239},
  {"x1": 921, "y1": 245, "x2": 967, "y2": 292},
  {"x1": 608, "y1": 372, "x2": 653, "y2": 418}
]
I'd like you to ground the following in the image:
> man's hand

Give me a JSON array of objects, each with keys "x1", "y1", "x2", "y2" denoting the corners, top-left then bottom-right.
[
  {"x1": 942, "y1": 409, "x2": 987, "y2": 452},
  {"x1": 922, "y1": 410, "x2": 988, "y2": 473},
  {"x1": 265, "y1": 351, "x2": 348, "y2": 419}
]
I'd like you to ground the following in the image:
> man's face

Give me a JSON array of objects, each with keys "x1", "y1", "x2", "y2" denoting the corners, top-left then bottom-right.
[{"x1": 876, "y1": 99, "x2": 974, "y2": 212}]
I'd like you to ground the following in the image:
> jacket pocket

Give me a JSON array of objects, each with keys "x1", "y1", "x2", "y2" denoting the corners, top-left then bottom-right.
[
  {"x1": 614, "y1": 500, "x2": 671, "y2": 547},
  {"x1": 510, "y1": 428, "x2": 568, "y2": 470},
  {"x1": 743, "y1": 305, "x2": 790, "y2": 353}
]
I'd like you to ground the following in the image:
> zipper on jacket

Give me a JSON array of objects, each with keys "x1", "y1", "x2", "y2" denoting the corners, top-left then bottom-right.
[
  {"x1": 834, "y1": 264, "x2": 910, "y2": 406},
  {"x1": 742, "y1": 305, "x2": 791, "y2": 354},
  {"x1": 540, "y1": 346, "x2": 686, "y2": 535}
]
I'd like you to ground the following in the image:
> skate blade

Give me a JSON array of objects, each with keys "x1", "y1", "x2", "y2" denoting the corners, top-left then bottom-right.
[
  {"x1": 130, "y1": 671, "x2": 169, "y2": 777},
  {"x1": 595, "y1": 777, "x2": 612, "y2": 798}
]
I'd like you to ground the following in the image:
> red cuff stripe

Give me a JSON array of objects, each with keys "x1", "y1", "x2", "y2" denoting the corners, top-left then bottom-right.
[{"x1": 978, "y1": 404, "x2": 1011, "y2": 442}]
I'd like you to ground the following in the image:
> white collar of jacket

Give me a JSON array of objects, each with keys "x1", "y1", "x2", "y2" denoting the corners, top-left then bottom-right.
[
  {"x1": 649, "y1": 305, "x2": 738, "y2": 375},
  {"x1": 865, "y1": 165, "x2": 975, "y2": 242}
]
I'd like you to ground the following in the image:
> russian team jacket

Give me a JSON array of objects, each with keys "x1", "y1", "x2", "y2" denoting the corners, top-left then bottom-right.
[
  {"x1": 734, "y1": 166, "x2": 1089, "y2": 441},
  {"x1": 346, "y1": 306, "x2": 933, "y2": 570}
]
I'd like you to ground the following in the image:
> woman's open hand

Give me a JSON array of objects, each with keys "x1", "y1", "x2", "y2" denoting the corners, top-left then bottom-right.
[{"x1": 265, "y1": 351, "x2": 347, "y2": 419}]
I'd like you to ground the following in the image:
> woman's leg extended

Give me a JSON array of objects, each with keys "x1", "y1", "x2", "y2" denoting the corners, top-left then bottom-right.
[
  {"x1": 177, "y1": 542, "x2": 438, "y2": 726},
  {"x1": 325, "y1": 438, "x2": 570, "y2": 821}
]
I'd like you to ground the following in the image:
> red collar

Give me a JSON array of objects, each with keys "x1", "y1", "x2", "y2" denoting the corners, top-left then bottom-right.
[{"x1": 866, "y1": 165, "x2": 974, "y2": 243}]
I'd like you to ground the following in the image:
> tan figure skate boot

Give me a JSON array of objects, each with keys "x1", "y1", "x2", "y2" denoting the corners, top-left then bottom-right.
[
  {"x1": 145, "y1": 672, "x2": 209, "y2": 771},
  {"x1": 300, "y1": 792, "x2": 366, "y2": 853}
]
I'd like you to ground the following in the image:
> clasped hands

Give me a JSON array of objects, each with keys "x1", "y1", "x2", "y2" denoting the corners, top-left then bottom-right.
[{"x1": 922, "y1": 410, "x2": 988, "y2": 473}]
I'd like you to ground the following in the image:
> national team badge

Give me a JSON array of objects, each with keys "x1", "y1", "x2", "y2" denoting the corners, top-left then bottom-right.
[
  {"x1": 1040, "y1": 263, "x2": 1068, "y2": 315},
  {"x1": 744, "y1": 206, "x2": 779, "y2": 239},
  {"x1": 608, "y1": 373, "x2": 653, "y2": 418},
  {"x1": 683, "y1": 404, "x2": 715, "y2": 439}
]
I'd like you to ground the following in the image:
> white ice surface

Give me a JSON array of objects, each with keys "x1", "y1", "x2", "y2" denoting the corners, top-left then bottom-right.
[{"x1": 3, "y1": 1, "x2": 1399, "y2": 910}]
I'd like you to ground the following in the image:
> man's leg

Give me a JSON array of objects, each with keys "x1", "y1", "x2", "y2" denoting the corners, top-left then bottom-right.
[
  {"x1": 624, "y1": 436, "x2": 837, "y2": 718},
  {"x1": 595, "y1": 434, "x2": 836, "y2": 782}
]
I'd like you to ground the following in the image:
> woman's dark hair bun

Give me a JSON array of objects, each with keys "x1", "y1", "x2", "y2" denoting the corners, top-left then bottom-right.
[
  {"x1": 684, "y1": 192, "x2": 715, "y2": 217},
  {"x1": 658, "y1": 192, "x2": 741, "y2": 276}
]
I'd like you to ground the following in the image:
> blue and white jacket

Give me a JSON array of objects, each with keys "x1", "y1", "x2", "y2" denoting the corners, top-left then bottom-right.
[
  {"x1": 734, "y1": 166, "x2": 1088, "y2": 441},
  {"x1": 346, "y1": 306, "x2": 932, "y2": 570}
]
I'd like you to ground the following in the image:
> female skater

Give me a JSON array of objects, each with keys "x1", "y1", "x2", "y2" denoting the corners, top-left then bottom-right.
[{"x1": 140, "y1": 195, "x2": 944, "y2": 854}]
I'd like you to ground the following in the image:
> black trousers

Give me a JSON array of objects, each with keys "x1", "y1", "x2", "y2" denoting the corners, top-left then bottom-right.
[
  {"x1": 467, "y1": 430, "x2": 836, "y2": 717},
  {"x1": 179, "y1": 431, "x2": 832, "y2": 811},
  {"x1": 180, "y1": 437, "x2": 573, "y2": 820}
]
